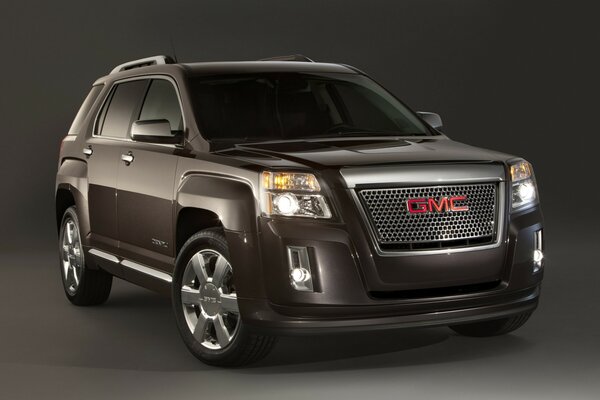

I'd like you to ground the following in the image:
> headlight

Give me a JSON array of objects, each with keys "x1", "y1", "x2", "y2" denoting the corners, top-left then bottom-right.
[
  {"x1": 261, "y1": 171, "x2": 332, "y2": 218},
  {"x1": 510, "y1": 160, "x2": 538, "y2": 210}
]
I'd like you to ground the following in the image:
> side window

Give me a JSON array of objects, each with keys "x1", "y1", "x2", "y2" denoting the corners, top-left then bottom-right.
[
  {"x1": 68, "y1": 85, "x2": 103, "y2": 135},
  {"x1": 139, "y1": 79, "x2": 183, "y2": 131},
  {"x1": 97, "y1": 80, "x2": 148, "y2": 138}
]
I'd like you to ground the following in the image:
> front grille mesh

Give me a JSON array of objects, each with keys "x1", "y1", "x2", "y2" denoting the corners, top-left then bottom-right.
[{"x1": 359, "y1": 183, "x2": 498, "y2": 250}]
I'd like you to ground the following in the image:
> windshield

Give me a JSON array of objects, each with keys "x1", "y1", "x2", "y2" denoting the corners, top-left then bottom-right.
[{"x1": 190, "y1": 72, "x2": 432, "y2": 141}]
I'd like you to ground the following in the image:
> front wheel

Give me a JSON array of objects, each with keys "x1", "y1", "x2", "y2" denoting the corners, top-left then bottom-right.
[
  {"x1": 172, "y1": 229, "x2": 277, "y2": 367},
  {"x1": 449, "y1": 312, "x2": 532, "y2": 337}
]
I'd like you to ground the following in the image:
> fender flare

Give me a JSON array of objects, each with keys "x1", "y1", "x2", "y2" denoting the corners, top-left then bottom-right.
[
  {"x1": 176, "y1": 173, "x2": 266, "y2": 299},
  {"x1": 176, "y1": 173, "x2": 258, "y2": 233},
  {"x1": 55, "y1": 159, "x2": 91, "y2": 241}
]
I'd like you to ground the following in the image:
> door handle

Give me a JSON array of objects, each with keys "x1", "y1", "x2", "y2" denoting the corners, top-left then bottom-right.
[
  {"x1": 83, "y1": 146, "x2": 93, "y2": 157},
  {"x1": 121, "y1": 152, "x2": 134, "y2": 165}
]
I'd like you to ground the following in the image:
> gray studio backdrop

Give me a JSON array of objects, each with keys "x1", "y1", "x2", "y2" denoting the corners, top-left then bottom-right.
[
  {"x1": 1, "y1": 2, "x2": 600, "y2": 399},
  {"x1": 0, "y1": 0, "x2": 597, "y2": 250}
]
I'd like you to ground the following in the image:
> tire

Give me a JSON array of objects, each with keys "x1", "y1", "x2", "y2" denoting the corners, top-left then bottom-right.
[
  {"x1": 449, "y1": 312, "x2": 532, "y2": 337},
  {"x1": 172, "y1": 228, "x2": 277, "y2": 367},
  {"x1": 59, "y1": 206, "x2": 112, "y2": 306}
]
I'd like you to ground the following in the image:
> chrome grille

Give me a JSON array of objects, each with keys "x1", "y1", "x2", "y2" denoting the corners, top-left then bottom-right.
[{"x1": 359, "y1": 183, "x2": 498, "y2": 250}]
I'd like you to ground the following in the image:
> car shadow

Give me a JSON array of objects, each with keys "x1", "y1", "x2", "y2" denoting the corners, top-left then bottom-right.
[
  {"x1": 101, "y1": 284, "x2": 533, "y2": 373},
  {"x1": 242, "y1": 328, "x2": 532, "y2": 373},
  {"x1": 0, "y1": 253, "x2": 535, "y2": 373}
]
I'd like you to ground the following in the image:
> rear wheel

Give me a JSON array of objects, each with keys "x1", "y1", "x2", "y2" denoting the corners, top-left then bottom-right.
[
  {"x1": 450, "y1": 312, "x2": 532, "y2": 337},
  {"x1": 172, "y1": 229, "x2": 277, "y2": 367},
  {"x1": 59, "y1": 206, "x2": 112, "y2": 306}
]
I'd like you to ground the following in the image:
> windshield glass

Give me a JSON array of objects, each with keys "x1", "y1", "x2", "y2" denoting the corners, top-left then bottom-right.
[{"x1": 190, "y1": 72, "x2": 432, "y2": 141}]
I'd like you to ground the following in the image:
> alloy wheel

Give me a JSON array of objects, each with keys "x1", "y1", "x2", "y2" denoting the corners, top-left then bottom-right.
[
  {"x1": 61, "y1": 218, "x2": 83, "y2": 294},
  {"x1": 180, "y1": 249, "x2": 240, "y2": 350}
]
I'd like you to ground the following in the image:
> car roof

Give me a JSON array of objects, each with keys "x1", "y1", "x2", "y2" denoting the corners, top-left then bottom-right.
[
  {"x1": 93, "y1": 60, "x2": 359, "y2": 85},
  {"x1": 182, "y1": 61, "x2": 358, "y2": 75}
]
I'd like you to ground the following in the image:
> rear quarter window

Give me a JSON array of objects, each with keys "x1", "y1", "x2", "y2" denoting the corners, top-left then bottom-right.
[{"x1": 68, "y1": 85, "x2": 103, "y2": 135}]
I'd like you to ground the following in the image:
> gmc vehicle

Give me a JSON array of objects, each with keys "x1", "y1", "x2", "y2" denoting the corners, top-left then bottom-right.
[{"x1": 56, "y1": 55, "x2": 544, "y2": 366}]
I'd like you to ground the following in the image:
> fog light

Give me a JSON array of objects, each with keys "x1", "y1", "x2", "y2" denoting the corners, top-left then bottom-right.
[
  {"x1": 533, "y1": 249, "x2": 544, "y2": 263},
  {"x1": 291, "y1": 267, "x2": 311, "y2": 283},
  {"x1": 533, "y1": 229, "x2": 544, "y2": 273},
  {"x1": 287, "y1": 246, "x2": 314, "y2": 291}
]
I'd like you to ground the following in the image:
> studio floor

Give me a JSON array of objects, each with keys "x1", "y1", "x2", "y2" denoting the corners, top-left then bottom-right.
[{"x1": 1, "y1": 232, "x2": 598, "y2": 400}]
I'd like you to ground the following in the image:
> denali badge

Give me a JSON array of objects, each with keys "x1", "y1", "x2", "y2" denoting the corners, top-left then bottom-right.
[
  {"x1": 406, "y1": 196, "x2": 469, "y2": 214},
  {"x1": 151, "y1": 238, "x2": 168, "y2": 248}
]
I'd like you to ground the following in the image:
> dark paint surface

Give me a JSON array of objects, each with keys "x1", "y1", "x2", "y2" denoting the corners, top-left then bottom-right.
[{"x1": 55, "y1": 60, "x2": 543, "y2": 333}]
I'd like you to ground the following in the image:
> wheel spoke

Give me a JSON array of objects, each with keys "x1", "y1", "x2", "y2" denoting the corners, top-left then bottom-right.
[
  {"x1": 211, "y1": 255, "x2": 229, "y2": 287},
  {"x1": 62, "y1": 260, "x2": 70, "y2": 277},
  {"x1": 213, "y1": 315, "x2": 231, "y2": 347},
  {"x1": 65, "y1": 265, "x2": 74, "y2": 288},
  {"x1": 72, "y1": 235, "x2": 81, "y2": 250},
  {"x1": 66, "y1": 221, "x2": 74, "y2": 244},
  {"x1": 191, "y1": 253, "x2": 208, "y2": 285},
  {"x1": 181, "y1": 286, "x2": 201, "y2": 306},
  {"x1": 72, "y1": 267, "x2": 80, "y2": 285},
  {"x1": 193, "y1": 313, "x2": 209, "y2": 342},
  {"x1": 220, "y1": 293, "x2": 239, "y2": 313}
]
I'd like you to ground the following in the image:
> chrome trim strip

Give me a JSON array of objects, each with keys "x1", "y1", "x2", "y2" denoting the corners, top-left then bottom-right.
[
  {"x1": 89, "y1": 248, "x2": 120, "y2": 263},
  {"x1": 340, "y1": 164, "x2": 505, "y2": 188},
  {"x1": 350, "y1": 181, "x2": 507, "y2": 256},
  {"x1": 121, "y1": 259, "x2": 172, "y2": 282},
  {"x1": 89, "y1": 248, "x2": 172, "y2": 282}
]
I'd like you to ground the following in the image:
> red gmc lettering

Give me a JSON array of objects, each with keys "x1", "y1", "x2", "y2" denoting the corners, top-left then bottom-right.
[
  {"x1": 406, "y1": 198, "x2": 428, "y2": 213},
  {"x1": 407, "y1": 196, "x2": 469, "y2": 214},
  {"x1": 449, "y1": 195, "x2": 469, "y2": 211},
  {"x1": 428, "y1": 197, "x2": 449, "y2": 212}
]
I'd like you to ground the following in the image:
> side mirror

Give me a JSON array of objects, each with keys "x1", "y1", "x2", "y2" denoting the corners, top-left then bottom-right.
[
  {"x1": 131, "y1": 119, "x2": 183, "y2": 144},
  {"x1": 417, "y1": 112, "x2": 443, "y2": 132}
]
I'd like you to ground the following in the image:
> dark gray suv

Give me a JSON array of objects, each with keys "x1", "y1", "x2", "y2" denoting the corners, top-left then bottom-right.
[{"x1": 56, "y1": 55, "x2": 544, "y2": 366}]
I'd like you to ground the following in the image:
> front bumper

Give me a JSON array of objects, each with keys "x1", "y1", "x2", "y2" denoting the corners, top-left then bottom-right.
[
  {"x1": 240, "y1": 285, "x2": 540, "y2": 334},
  {"x1": 224, "y1": 181, "x2": 544, "y2": 334}
]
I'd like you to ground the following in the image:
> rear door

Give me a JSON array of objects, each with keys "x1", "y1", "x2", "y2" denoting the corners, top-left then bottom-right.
[
  {"x1": 86, "y1": 80, "x2": 148, "y2": 257},
  {"x1": 116, "y1": 78, "x2": 183, "y2": 274}
]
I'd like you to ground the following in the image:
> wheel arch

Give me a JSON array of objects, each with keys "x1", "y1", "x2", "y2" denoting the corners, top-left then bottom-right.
[
  {"x1": 176, "y1": 173, "x2": 258, "y2": 233},
  {"x1": 175, "y1": 207, "x2": 223, "y2": 254},
  {"x1": 55, "y1": 159, "x2": 90, "y2": 239},
  {"x1": 56, "y1": 188, "x2": 76, "y2": 231},
  {"x1": 175, "y1": 173, "x2": 265, "y2": 299}
]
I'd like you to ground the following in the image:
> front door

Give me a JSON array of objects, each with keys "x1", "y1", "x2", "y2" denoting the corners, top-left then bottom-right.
[{"x1": 116, "y1": 78, "x2": 184, "y2": 273}]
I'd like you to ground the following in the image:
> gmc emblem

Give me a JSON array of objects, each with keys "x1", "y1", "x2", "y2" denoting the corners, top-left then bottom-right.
[{"x1": 407, "y1": 196, "x2": 469, "y2": 214}]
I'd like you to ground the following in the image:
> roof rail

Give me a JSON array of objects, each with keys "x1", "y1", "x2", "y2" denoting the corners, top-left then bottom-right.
[
  {"x1": 110, "y1": 55, "x2": 175, "y2": 74},
  {"x1": 259, "y1": 54, "x2": 314, "y2": 62}
]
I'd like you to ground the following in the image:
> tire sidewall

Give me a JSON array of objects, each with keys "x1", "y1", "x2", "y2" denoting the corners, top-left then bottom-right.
[{"x1": 172, "y1": 230, "x2": 249, "y2": 364}]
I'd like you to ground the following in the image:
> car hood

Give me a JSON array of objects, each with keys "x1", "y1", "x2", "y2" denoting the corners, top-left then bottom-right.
[{"x1": 213, "y1": 136, "x2": 515, "y2": 169}]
